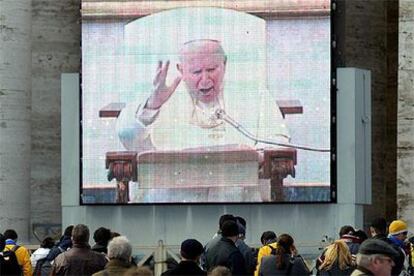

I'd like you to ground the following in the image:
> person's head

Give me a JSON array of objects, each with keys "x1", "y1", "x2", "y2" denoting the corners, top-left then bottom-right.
[
  {"x1": 339, "y1": 225, "x2": 355, "y2": 238},
  {"x1": 63, "y1": 225, "x2": 74, "y2": 237},
  {"x1": 370, "y1": 218, "x2": 387, "y2": 237},
  {"x1": 177, "y1": 39, "x2": 227, "y2": 105},
  {"x1": 71, "y1": 224, "x2": 90, "y2": 244},
  {"x1": 180, "y1": 239, "x2": 204, "y2": 261},
  {"x1": 354, "y1": 229, "x2": 368, "y2": 243},
  {"x1": 208, "y1": 266, "x2": 232, "y2": 276},
  {"x1": 319, "y1": 240, "x2": 352, "y2": 271},
  {"x1": 235, "y1": 216, "x2": 246, "y2": 228},
  {"x1": 221, "y1": 220, "x2": 239, "y2": 242},
  {"x1": 107, "y1": 236, "x2": 132, "y2": 262},
  {"x1": 218, "y1": 214, "x2": 235, "y2": 231},
  {"x1": 3, "y1": 229, "x2": 18, "y2": 241},
  {"x1": 260, "y1": 231, "x2": 277, "y2": 245},
  {"x1": 275, "y1": 234, "x2": 295, "y2": 270},
  {"x1": 356, "y1": 239, "x2": 399, "y2": 276},
  {"x1": 111, "y1": 231, "x2": 121, "y2": 239},
  {"x1": 277, "y1": 234, "x2": 295, "y2": 253},
  {"x1": 235, "y1": 216, "x2": 246, "y2": 239},
  {"x1": 93, "y1": 227, "x2": 112, "y2": 245},
  {"x1": 388, "y1": 220, "x2": 408, "y2": 241},
  {"x1": 0, "y1": 234, "x2": 5, "y2": 251},
  {"x1": 41, "y1": 237, "x2": 55, "y2": 249}
]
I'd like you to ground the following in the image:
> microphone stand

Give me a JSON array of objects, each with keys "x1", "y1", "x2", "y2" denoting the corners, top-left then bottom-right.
[{"x1": 214, "y1": 109, "x2": 331, "y2": 153}]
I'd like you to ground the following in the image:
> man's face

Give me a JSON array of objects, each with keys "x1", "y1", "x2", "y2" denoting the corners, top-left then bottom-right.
[
  {"x1": 396, "y1": 231, "x2": 408, "y2": 241},
  {"x1": 369, "y1": 226, "x2": 377, "y2": 237},
  {"x1": 178, "y1": 42, "x2": 226, "y2": 104},
  {"x1": 371, "y1": 255, "x2": 394, "y2": 276}
]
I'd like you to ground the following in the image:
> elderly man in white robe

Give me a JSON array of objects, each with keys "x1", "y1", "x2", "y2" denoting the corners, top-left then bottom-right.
[{"x1": 116, "y1": 39, "x2": 289, "y2": 153}]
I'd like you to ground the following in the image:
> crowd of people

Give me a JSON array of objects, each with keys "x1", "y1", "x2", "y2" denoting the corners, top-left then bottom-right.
[{"x1": 0, "y1": 215, "x2": 413, "y2": 276}]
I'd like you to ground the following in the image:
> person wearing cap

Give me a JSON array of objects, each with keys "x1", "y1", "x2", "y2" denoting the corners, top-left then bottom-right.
[
  {"x1": 388, "y1": 220, "x2": 409, "y2": 251},
  {"x1": 369, "y1": 218, "x2": 405, "y2": 276},
  {"x1": 351, "y1": 239, "x2": 399, "y2": 276},
  {"x1": 116, "y1": 39, "x2": 289, "y2": 152},
  {"x1": 205, "y1": 220, "x2": 246, "y2": 276},
  {"x1": 388, "y1": 219, "x2": 411, "y2": 274},
  {"x1": 162, "y1": 239, "x2": 206, "y2": 276}
]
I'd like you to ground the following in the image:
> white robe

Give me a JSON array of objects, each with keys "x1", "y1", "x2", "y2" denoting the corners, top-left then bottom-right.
[{"x1": 116, "y1": 86, "x2": 290, "y2": 152}]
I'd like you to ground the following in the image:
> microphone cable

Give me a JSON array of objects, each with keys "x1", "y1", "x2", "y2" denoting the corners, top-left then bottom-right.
[{"x1": 214, "y1": 109, "x2": 331, "y2": 153}]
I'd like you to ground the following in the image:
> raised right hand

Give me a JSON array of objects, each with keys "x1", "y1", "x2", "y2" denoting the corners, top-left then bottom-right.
[{"x1": 146, "y1": 60, "x2": 181, "y2": 109}]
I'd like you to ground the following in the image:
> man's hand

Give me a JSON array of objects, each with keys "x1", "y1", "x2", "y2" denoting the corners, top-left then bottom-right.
[{"x1": 146, "y1": 60, "x2": 181, "y2": 109}]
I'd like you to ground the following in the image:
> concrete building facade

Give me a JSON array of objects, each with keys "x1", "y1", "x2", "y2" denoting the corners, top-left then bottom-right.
[{"x1": 1, "y1": 0, "x2": 413, "y2": 241}]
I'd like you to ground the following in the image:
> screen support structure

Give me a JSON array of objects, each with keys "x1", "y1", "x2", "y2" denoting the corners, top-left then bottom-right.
[{"x1": 61, "y1": 68, "x2": 371, "y2": 255}]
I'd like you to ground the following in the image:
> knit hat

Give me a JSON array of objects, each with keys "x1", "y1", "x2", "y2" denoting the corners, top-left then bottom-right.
[
  {"x1": 180, "y1": 239, "x2": 204, "y2": 260},
  {"x1": 389, "y1": 220, "x2": 408, "y2": 235}
]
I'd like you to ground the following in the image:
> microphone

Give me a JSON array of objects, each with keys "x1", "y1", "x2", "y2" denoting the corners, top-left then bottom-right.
[{"x1": 213, "y1": 109, "x2": 330, "y2": 152}]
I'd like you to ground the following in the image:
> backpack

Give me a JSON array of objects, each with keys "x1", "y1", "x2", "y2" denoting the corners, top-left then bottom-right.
[
  {"x1": 0, "y1": 247, "x2": 23, "y2": 276},
  {"x1": 33, "y1": 257, "x2": 49, "y2": 276},
  {"x1": 286, "y1": 255, "x2": 311, "y2": 276},
  {"x1": 38, "y1": 246, "x2": 66, "y2": 276}
]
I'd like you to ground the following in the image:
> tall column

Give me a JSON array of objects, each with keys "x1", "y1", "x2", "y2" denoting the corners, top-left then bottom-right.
[
  {"x1": 0, "y1": 0, "x2": 32, "y2": 242},
  {"x1": 398, "y1": 0, "x2": 414, "y2": 225}
]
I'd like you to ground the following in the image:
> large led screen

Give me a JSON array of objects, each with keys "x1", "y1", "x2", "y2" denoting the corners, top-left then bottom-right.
[{"x1": 81, "y1": 1, "x2": 333, "y2": 204}]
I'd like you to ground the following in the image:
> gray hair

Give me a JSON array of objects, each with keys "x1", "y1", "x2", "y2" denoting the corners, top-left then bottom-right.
[
  {"x1": 108, "y1": 236, "x2": 132, "y2": 262},
  {"x1": 356, "y1": 253, "x2": 388, "y2": 268}
]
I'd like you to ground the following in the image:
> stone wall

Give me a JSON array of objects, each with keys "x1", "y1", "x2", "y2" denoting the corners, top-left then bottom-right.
[
  {"x1": 340, "y1": 0, "x2": 398, "y2": 224},
  {"x1": 30, "y1": 0, "x2": 80, "y2": 233},
  {"x1": 26, "y1": 0, "x2": 400, "y2": 239},
  {"x1": 0, "y1": 0, "x2": 32, "y2": 242},
  {"x1": 398, "y1": 0, "x2": 414, "y2": 225}
]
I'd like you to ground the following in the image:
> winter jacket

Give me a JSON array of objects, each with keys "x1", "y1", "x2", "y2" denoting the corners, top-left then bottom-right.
[
  {"x1": 259, "y1": 254, "x2": 310, "y2": 276},
  {"x1": 205, "y1": 237, "x2": 246, "y2": 276},
  {"x1": 162, "y1": 260, "x2": 207, "y2": 276},
  {"x1": 92, "y1": 259, "x2": 133, "y2": 276},
  {"x1": 50, "y1": 243, "x2": 107, "y2": 276}
]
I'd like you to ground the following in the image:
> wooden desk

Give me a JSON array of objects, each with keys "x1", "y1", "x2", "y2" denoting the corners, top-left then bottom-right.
[{"x1": 106, "y1": 147, "x2": 296, "y2": 202}]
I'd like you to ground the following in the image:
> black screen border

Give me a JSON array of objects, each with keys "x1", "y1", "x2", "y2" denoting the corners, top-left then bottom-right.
[{"x1": 79, "y1": 0, "x2": 340, "y2": 206}]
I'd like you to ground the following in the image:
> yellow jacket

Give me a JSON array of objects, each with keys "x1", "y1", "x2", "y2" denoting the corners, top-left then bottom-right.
[
  {"x1": 5, "y1": 244, "x2": 33, "y2": 276},
  {"x1": 254, "y1": 242, "x2": 277, "y2": 276}
]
